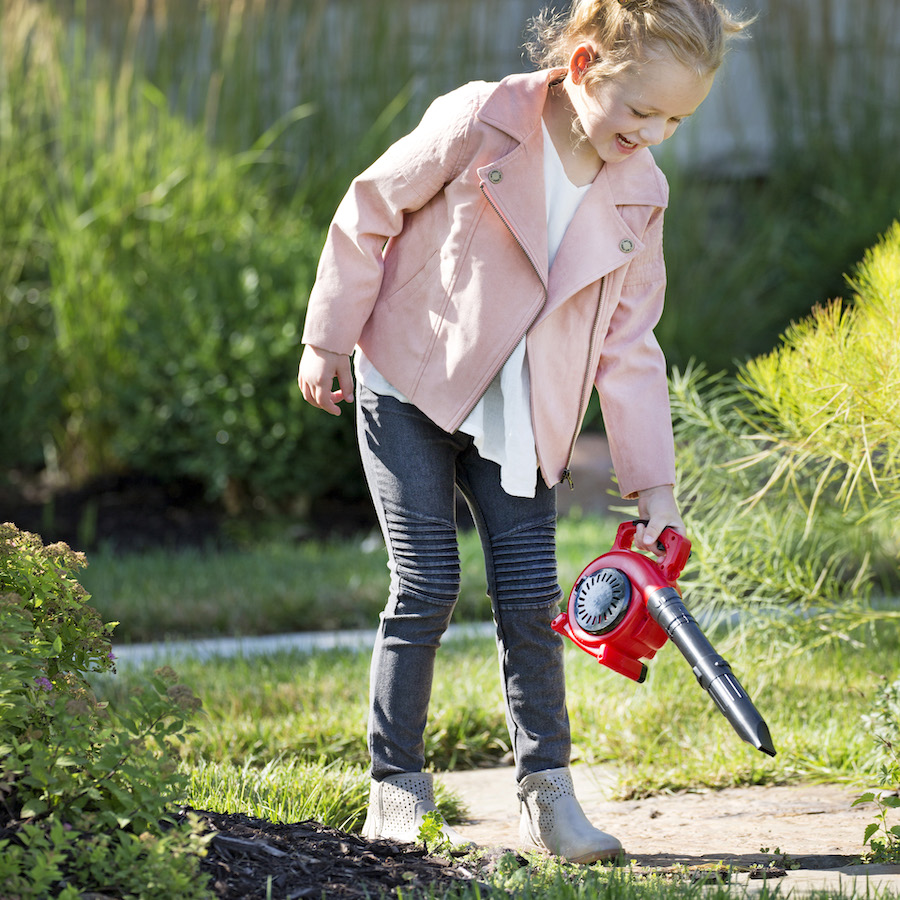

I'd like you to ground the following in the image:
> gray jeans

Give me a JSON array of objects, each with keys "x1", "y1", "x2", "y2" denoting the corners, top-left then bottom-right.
[{"x1": 357, "y1": 385, "x2": 570, "y2": 783}]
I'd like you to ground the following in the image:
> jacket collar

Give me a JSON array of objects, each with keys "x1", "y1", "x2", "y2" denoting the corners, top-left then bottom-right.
[{"x1": 477, "y1": 68, "x2": 668, "y2": 211}]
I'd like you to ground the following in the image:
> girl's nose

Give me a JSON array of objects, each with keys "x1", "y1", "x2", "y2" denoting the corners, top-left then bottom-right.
[{"x1": 639, "y1": 119, "x2": 668, "y2": 146}]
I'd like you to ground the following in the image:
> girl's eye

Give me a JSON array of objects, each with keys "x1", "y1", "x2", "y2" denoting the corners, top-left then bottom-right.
[{"x1": 630, "y1": 108, "x2": 650, "y2": 119}]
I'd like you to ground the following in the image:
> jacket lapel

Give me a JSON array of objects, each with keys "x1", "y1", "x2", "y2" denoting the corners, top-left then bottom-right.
[
  {"x1": 477, "y1": 70, "x2": 569, "y2": 286},
  {"x1": 477, "y1": 134, "x2": 550, "y2": 287},
  {"x1": 548, "y1": 163, "x2": 645, "y2": 307}
]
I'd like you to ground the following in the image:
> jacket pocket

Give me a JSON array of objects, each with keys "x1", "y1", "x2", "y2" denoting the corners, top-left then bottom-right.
[{"x1": 380, "y1": 248, "x2": 442, "y2": 311}]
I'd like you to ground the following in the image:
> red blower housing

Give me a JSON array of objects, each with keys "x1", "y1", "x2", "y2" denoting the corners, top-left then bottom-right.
[
  {"x1": 552, "y1": 520, "x2": 691, "y2": 683},
  {"x1": 553, "y1": 520, "x2": 776, "y2": 756}
]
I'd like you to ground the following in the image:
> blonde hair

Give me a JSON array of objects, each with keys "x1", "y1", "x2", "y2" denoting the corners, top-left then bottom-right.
[{"x1": 525, "y1": 0, "x2": 752, "y2": 84}]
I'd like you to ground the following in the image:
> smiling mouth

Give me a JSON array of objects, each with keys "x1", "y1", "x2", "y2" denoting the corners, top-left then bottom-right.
[{"x1": 616, "y1": 134, "x2": 638, "y2": 151}]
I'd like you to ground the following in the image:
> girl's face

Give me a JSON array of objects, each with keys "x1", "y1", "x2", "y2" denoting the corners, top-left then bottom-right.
[{"x1": 566, "y1": 48, "x2": 714, "y2": 165}]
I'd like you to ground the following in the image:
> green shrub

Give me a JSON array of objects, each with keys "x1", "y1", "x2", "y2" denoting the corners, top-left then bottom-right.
[
  {"x1": 38, "y1": 70, "x2": 342, "y2": 503},
  {"x1": 0, "y1": 523, "x2": 213, "y2": 898},
  {"x1": 670, "y1": 220, "x2": 900, "y2": 643},
  {"x1": 47, "y1": 122, "x2": 353, "y2": 506},
  {"x1": 0, "y1": 3, "x2": 362, "y2": 511}
]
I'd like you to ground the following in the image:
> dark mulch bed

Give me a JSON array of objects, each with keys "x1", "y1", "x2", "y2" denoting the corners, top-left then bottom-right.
[
  {"x1": 180, "y1": 808, "x2": 491, "y2": 900},
  {"x1": 180, "y1": 808, "x2": 791, "y2": 898},
  {"x1": 0, "y1": 471, "x2": 376, "y2": 553}
]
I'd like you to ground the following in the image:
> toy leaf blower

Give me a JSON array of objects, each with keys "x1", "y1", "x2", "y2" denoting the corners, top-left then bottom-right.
[{"x1": 553, "y1": 520, "x2": 776, "y2": 757}]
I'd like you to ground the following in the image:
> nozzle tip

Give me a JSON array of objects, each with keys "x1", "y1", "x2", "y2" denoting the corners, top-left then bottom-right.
[{"x1": 757, "y1": 722, "x2": 776, "y2": 757}]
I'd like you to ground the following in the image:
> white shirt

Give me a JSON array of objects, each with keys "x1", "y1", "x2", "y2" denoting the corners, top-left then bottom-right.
[{"x1": 356, "y1": 119, "x2": 590, "y2": 497}]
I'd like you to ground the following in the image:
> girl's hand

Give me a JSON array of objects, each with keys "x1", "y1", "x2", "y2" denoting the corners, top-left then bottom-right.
[
  {"x1": 298, "y1": 345, "x2": 354, "y2": 415},
  {"x1": 635, "y1": 484, "x2": 685, "y2": 555}
]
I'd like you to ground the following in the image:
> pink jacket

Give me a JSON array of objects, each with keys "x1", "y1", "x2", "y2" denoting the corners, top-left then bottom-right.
[{"x1": 302, "y1": 68, "x2": 676, "y2": 498}]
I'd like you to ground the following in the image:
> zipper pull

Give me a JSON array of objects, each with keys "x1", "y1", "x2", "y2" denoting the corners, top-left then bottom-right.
[{"x1": 562, "y1": 469, "x2": 575, "y2": 490}]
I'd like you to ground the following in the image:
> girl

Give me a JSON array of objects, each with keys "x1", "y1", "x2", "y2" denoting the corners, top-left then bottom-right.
[{"x1": 298, "y1": 0, "x2": 748, "y2": 864}]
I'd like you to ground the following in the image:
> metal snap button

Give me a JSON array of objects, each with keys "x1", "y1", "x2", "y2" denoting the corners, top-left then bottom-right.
[
  {"x1": 488, "y1": 169, "x2": 503, "y2": 184},
  {"x1": 619, "y1": 239, "x2": 635, "y2": 253}
]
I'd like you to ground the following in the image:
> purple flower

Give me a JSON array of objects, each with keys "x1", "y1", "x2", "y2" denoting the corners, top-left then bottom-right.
[
  {"x1": 108, "y1": 651, "x2": 116, "y2": 661},
  {"x1": 34, "y1": 676, "x2": 53, "y2": 692}
]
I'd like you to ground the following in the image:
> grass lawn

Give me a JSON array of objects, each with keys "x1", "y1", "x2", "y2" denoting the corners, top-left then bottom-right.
[
  {"x1": 80, "y1": 514, "x2": 626, "y2": 643},
  {"x1": 92, "y1": 624, "x2": 899, "y2": 898},
  {"x1": 100, "y1": 625, "x2": 893, "y2": 807},
  {"x1": 87, "y1": 514, "x2": 899, "y2": 897},
  {"x1": 97, "y1": 627, "x2": 893, "y2": 821}
]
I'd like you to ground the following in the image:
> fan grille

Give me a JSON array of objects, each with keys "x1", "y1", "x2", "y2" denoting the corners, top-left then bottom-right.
[{"x1": 573, "y1": 567, "x2": 631, "y2": 634}]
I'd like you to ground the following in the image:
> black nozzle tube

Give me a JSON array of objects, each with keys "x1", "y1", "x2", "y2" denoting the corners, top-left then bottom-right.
[{"x1": 646, "y1": 587, "x2": 776, "y2": 757}]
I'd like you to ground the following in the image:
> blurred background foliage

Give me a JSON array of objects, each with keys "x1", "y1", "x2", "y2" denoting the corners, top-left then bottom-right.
[{"x1": 1, "y1": 0, "x2": 899, "y2": 521}]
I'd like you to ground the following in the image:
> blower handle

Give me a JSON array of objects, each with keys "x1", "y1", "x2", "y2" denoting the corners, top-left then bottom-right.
[{"x1": 614, "y1": 519, "x2": 691, "y2": 584}]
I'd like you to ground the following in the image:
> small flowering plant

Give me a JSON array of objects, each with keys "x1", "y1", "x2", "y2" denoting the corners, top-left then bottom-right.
[
  {"x1": 854, "y1": 676, "x2": 900, "y2": 863},
  {"x1": 1, "y1": 524, "x2": 117, "y2": 770},
  {"x1": 0, "y1": 523, "x2": 211, "y2": 898}
]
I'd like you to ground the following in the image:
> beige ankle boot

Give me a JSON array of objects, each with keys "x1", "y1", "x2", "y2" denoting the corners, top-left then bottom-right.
[
  {"x1": 362, "y1": 772, "x2": 474, "y2": 849},
  {"x1": 518, "y1": 767, "x2": 622, "y2": 864}
]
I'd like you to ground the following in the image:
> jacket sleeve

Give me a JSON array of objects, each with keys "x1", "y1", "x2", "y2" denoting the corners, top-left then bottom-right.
[
  {"x1": 594, "y1": 207, "x2": 677, "y2": 499},
  {"x1": 301, "y1": 85, "x2": 481, "y2": 355}
]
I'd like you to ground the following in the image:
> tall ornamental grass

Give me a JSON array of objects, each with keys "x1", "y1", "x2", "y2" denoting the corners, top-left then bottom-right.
[
  {"x1": 670, "y1": 220, "x2": 900, "y2": 645},
  {"x1": 23, "y1": 0, "x2": 525, "y2": 220}
]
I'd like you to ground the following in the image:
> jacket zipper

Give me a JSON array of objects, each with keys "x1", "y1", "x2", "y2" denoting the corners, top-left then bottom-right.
[{"x1": 560, "y1": 276, "x2": 608, "y2": 490}]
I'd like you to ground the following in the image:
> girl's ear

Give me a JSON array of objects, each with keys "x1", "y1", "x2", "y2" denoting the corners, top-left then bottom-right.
[{"x1": 569, "y1": 43, "x2": 596, "y2": 85}]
